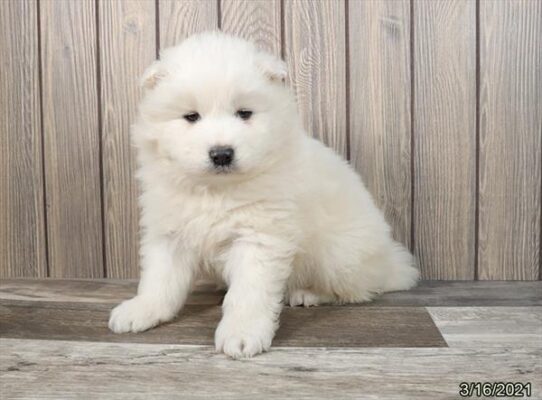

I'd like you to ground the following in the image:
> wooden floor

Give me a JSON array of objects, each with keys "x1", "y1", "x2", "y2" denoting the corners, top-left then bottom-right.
[{"x1": 0, "y1": 280, "x2": 541, "y2": 399}]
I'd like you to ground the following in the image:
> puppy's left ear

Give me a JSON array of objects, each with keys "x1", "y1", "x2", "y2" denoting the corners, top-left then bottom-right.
[
  {"x1": 140, "y1": 60, "x2": 168, "y2": 90},
  {"x1": 257, "y1": 52, "x2": 288, "y2": 84}
]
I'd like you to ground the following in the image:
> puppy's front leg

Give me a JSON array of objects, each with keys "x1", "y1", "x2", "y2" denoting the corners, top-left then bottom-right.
[
  {"x1": 215, "y1": 234, "x2": 293, "y2": 359},
  {"x1": 109, "y1": 236, "x2": 196, "y2": 333}
]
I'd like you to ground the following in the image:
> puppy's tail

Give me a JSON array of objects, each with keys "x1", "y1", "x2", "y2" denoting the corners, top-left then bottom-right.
[{"x1": 380, "y1": 242, "x2": 419, "y2": 293}]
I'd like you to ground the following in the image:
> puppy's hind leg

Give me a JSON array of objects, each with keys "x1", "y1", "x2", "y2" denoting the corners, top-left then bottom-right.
[
  {"x1": 109, "y1": 236, "x2": 197, "y2": 333},
  {"x1": 286, "y1": 289, "x2": 335, "y2": 307}
]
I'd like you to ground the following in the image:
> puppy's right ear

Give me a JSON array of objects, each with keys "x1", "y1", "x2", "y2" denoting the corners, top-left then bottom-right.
[{"x1": 140, "y1": 60, "x2": 168, "y2": 90}]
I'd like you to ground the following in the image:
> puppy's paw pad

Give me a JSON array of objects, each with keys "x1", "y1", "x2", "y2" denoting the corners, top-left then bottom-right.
[
  {"x1": 108, "y1": 296, "x2": 171, "y2": 334},
  {"x1": 288, "y1": 289, "x2": 321, "y2": 307}
]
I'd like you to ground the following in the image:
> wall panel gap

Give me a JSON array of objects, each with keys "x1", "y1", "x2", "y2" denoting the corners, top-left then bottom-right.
[
  {"x1": 217, "y1": 0, "x2": 221, "y2": 29},
  {"x1": 37, "y1": 0, "x2": 50, "y2": 277},
  {"x1": 474, "y1": 0, "x2": 480, "y2": 281},
  {"x1": 344, "y1": 0, "x2": 351, "y2": 161},
  {"x1": 409, "y1": 0, "x2": 415, "y2": 254},
  {"x1": 280, "y1": 0, "x2": 285, "y2": 60},
  {"x1": 95, "y1": 0, "x2": 106, "y2": 278},
  {"x1": 36, "y1": 0, "x2": 50, "y2": 277},
  {"x1": 155, "y1": 0, "x2": 160, "y2": 58}
]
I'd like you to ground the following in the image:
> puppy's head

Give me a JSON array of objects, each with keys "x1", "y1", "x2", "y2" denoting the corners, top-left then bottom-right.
[{"x1": 134, "y1": 32, "x2": 299, "y2": 183}]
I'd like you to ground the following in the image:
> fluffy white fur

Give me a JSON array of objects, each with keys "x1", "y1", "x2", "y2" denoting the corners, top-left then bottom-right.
[{"x1": 109, "y1": 32, "x2": 419, "y2": 358}]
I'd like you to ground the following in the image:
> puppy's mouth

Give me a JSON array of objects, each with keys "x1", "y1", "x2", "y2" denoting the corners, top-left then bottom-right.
[{"x1": 209, "y1": 164, "x2": 237, "y2": 175}]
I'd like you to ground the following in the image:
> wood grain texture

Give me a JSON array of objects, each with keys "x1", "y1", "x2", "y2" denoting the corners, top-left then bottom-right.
[
  {"x1": 478, "y1": 0, "x2": 542, "y2": 280},
  {"x1": 2, "y1": 340, "x2": 540, "y2": 400},
  {"x1": 99, "y1": 0, "x2": 156, "y2": 279},
  {"x1": 0, "y1": 301, "x2": 446, "y2": 348},
  {"x1": 40, "y1": 0, "x2": 103, "y2": 278},
  {"x1": 372, "y1": 280, "x2": 542, "y2": 306},
  {"x1": 283, "y1": 0, "x2": 347, "y2": 156},
  {"x1": 2, "y1": 1, "x2": 542, "y2": 282},
  {"x1": 0, "y1": 0, "x2": 46, "y2": 277},
  {"x1": 2, "y1": 279, "x2": 541, "y2": 306},
  {"x1": 428, "y1": 306, "x2": 542, "y2": 348},
  {"x1": 348, "y1": 0, "x2": 411, "y2": 247},
  {"x1": 0, "y1": 279, "x2": 223, "y2": 305},
  {"x1": 159, "y1": 0, "x2": 218, "y2": 49},
  {"x1": 413, "y1": 0, "x2": 476, "y2": 279},
  {"x1": 221, "y1": 0, "x2": 281, "y2": 56}
]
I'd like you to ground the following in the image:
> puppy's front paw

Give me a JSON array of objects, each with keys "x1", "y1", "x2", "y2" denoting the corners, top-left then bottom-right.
[
  {"x1": 215, "y1": 316, "x2": 275, "y2": 359},
  {"x1": 108, "y1": 296, "x2": 174, "y2": 333}
]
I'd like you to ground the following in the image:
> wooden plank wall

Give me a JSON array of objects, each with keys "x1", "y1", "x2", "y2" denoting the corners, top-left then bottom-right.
[
  {"x1": 40, "y1": 0, "x2": 103, "y2": 278},
  {"x1": 478, "y1": 0, "x2": 541, "y2": 280},
  {"x1": 413, "y1": 0, "x2": 477, "y2": 279},
  {"x1": 99, "y1": 0, "x2": 156, "y2": 279},
  {"x1": 0, "y1": 0, "x2": 540, "y2": 281},
  {"x1": 348, "y1": 0, "x2": 412, "y2": 248},
  {"x1": 0, "y1": 0, "x2": 46, "y2": 277}
]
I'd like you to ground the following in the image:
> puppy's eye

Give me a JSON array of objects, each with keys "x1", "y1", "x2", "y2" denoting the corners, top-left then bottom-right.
[
  {"x1": 235, "y1": 109, "x2": 253, "y2": 121},
  {"x1": 183, "y1": 112, "x2": 200, "y2": 123}
]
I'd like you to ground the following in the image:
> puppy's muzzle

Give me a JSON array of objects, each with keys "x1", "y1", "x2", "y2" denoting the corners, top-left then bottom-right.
[{"x1": 209, "y1": 146, "x2": 234, "y2": 168}]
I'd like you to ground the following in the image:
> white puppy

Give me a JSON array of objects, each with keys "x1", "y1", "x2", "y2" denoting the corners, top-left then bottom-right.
[{"x1": 109, "y1": 31, "x2": 419, "y2": 358}]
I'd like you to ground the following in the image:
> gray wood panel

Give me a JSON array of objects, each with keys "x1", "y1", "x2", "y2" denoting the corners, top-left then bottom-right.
[
  {"x1": 478, "y1": 0, "x2": 542, "y2": 280},
  {"x1": 413, "y1": 0, "x2": 476, "y2": 279},
  {"x1": 428, "y1": 306, "x2": 542, "y2": 348},
  {"x1": 99, "y1": 0, "x2": 156, "y2": 279},
  {"x1": 0, "y1": 279, "x2": 223, "y2": 306},
  {"x1": 40, "y1": 0, "x2": 103, "y2": 278},
  {"x1": 0, "y1": 0, "x2": 46, "y2": 277},
  {"x1": 2, "y1": 339, "x2": 540, "y2": 399},
  {"x1": 159, "y1": 0, "x2": 218, "y2": 50},
  {"x1": 372, "y1": 280, "x2": 542, "y2": 306},
  {"x1": 0, "y1": 301, "x2": 446, "y2": 347},
  {"x1": 221, "y1": 0, "x2": 281, "y2": 56},
  {"x1": 2, "y1": 279, "x2": 540, "y2": 306},
  {"x1": 348, "y1": 0, "x2": 411, "y2": 248},
  {"x1": 283, "y1": 0, "x2": 347, "y2": 156}
]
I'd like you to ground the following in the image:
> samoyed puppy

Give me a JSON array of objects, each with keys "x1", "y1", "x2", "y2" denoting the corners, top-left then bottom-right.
[{"x1": 109, "y1": 31, "x2": 419, "y2": 358}]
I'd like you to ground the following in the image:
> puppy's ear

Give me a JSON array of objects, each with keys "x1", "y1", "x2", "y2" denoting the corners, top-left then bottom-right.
[
  {"x1": 257, "y1": 52, "x2": 288, "y2": 83},
  {"x1": 140, "y1": 60, "x2": 168, "y2": 90}
]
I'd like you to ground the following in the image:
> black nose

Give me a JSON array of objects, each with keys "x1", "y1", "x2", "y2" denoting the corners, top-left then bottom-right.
[{"x1": 209, "y1": 146, "x2": 234, "y2": 167}]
